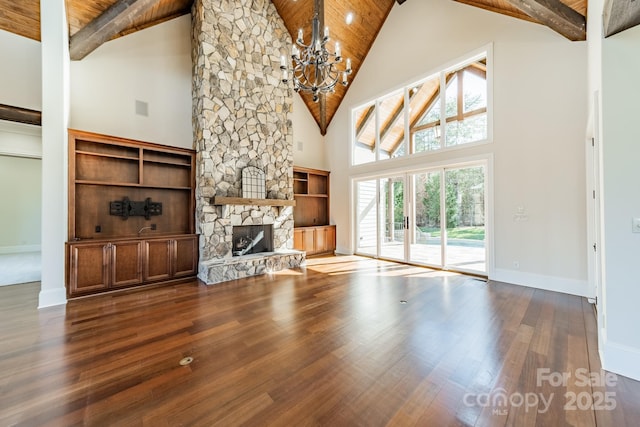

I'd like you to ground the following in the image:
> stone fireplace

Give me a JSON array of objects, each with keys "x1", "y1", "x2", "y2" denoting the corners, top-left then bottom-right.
[{"x1": 191, "y1": 0, "x2": 305, "y2": 284}]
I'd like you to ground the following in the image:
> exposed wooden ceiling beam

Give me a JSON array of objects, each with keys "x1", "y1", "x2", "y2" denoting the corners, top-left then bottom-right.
[
  {"x1": 0, "y1": 104, "x2": 41, "y2": 126},
  {"x1": 504, "y1": 0, "x2": 586, "y2": 41},
  {"x1": 603, "y1": 0, "x2": 640, "y2": 37},
  {"x1": 455, "y1": 0, "x2": 538, "y2": 24},
  {"x1": 320, "y1": 94, "x2": 327, "y2": 136},
  {"x1": 380, "y1": 90, "x2": 420, "y2": 143},
  {"x1": 356, "y1": 105, "x2": 375, "y2": 140},
  {"x1": 69, "y1": 0, "x2": 159, "y2": 60}
]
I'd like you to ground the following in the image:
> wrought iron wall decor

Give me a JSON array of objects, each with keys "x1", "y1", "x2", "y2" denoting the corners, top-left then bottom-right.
[
  {"x1": 242, "y1": 166, "x2": 266, "y2": 199},
  {"x1": 110, "y1": 197, "x2": 162, "y2": 220}
]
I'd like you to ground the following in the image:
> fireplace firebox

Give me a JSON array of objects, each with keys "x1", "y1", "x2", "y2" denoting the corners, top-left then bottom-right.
[{"x1": 232, "y1": 225, "x2": 274, "y2": 256}]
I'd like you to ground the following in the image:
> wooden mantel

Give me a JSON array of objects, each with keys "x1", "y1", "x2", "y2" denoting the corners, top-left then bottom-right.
[{"x1": 210, "y1": 196, "x2": 296, "y2": 207}]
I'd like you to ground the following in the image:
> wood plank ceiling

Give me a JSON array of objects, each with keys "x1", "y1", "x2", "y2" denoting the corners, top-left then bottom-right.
[{"x1": 0, "y1": 0, "x2": 611, "y2": 132}]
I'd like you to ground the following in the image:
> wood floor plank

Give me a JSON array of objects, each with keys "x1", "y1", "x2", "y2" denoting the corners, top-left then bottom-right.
[{"x1": 1, "y1": 256, "x2": 639, "y2": 426}]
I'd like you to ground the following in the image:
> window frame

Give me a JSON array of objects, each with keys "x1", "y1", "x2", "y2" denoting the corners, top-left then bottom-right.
[{"x1": 351, "y1": 45, "x2": 493, "y2": 167}]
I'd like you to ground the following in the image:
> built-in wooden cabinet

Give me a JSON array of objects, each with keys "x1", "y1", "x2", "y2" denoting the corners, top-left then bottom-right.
[
  {"x1": 143, "y1": 236, "x2": 198, "y2": 282},
  {"x1": 68, "y1": 240, "x2": 144, "y2": 295},
  {"x1": 67, "y1": 129, "x2": 197, "y2": 297},
  {"x1": 293, "y1": 167, "x2": 335, "y2": 256},
  {"x1": 293, "y1": 225, "x2": 336, "y2": 256}
]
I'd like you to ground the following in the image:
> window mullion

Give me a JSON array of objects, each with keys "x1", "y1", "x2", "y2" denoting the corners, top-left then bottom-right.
[
  {"x1": 404, "y1": 87, "x2": 411, "y2": 156},
  {"x1": 457, "y1": 70, "x2": 464, "y2": 120},
  {"x1": 375, "y1": 100, "x2": 380, "y2": 161},
  {"x1": 440, "y1": 72, "x2": 447, "y2": 148}
]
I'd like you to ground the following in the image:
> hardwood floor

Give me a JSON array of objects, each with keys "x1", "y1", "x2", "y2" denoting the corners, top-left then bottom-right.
[{"x1": 1, "y1": 255, "x2": 639, "y2": 426}]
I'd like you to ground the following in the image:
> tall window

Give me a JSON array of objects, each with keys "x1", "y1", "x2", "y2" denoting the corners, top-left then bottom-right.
[{"x1": 352, "y1": 51, "x2": 490, "y2": 165}]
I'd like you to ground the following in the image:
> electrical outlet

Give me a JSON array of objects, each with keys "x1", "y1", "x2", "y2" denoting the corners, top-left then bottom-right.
[
  {"x1": 513, "y1": 261, "x2": 520, "y2": 269},
  {"x1": 151, "y1": 224, "x2": 157, "y2": 230},
  {"x1": 633, "y1": 218, "x2": 640, "y2": 233}
]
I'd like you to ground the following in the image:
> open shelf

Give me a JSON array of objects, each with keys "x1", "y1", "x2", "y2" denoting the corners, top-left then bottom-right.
[
  {"x1": 68, "y1": 129, "x2": 198, "y2": 298},
  {"x1": 75, "y1": 180, "x2": 192, "y2": 190},
  {"x1": 293, "y1": 167, "x2": 330, "y2": 227},
  {"x1": 293, "y1": 166, "x2": 335, "y2": 255},
  {"x1": 143, "y1": 149, "x2": 192, "y2": 166},
  {"x1": 69, "y1": 129, "x2": 196, "y2": 241},
  {"x1": 76, "y1": 140, "x2": 139, "y2": 159}
]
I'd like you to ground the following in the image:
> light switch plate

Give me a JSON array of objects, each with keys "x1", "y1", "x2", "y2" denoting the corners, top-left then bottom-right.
[{"x1": 632, "y1": 217, "x2": 640, "y2": 233}]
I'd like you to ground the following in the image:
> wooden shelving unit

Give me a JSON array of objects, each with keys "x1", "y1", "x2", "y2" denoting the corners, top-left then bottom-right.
[
  {"x1": 293, "y1": 166, "x2": 336, "y2": 256},
  {"x1": 66, "y1": 129, "x2": 198, "y2": 298}
]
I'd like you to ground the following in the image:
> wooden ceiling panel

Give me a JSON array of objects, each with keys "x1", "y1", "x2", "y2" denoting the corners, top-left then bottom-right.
[
  {"x1": 456, "y1": 0, "x2": 587, "y2": 34},
  {"x1": 272, "y1": 0, "x2": 395, "y2": 134},
  {"x1": 116, "y1": 0, "x2": 192, "y2": 37},
  {"x1": 0, "y1": 0, "x2": 41, "y2": 41},
  {"x1": 455, "y1": 0, "x2": 537, "y2": 23},
  {"x1": 65, "y1": 0, "x2": 114, "y2": 37},
  {"x1": 0, "y1": 0, "x2": 589, "y2": 132},
  {"x1": 65, "y1": 0, "x2": 192, "y2": 39}
]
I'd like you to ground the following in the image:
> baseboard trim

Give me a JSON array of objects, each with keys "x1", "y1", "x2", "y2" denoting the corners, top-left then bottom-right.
[
  {"x1": 0, "y1": 245, "x2": 41, "y2": 254},
  {"x1": 601, "y1": 338, "x2": 640, "y2": 381},
  {"x1": 38, "y1": 287, "x2": 67, "y2": 308},
  {"x1": 334, "y1": 250, "x2": 354, "y2": 256},
  {"x1": 491, "y1": 268, "x2": 591, "y2": 297}
]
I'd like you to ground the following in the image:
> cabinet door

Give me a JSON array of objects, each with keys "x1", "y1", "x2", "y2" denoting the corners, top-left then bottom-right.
[
  {"x1": 111, "y1": 241, "x2": 143, "y2": 288},
  {"x1": 325, "y1": 226, "x2": 336, "y2": 253},
  {"x1": 315, "y1": 227, "x2": 327, "y2": 254},
  {"x1": 68, "y1": 243, "x2": 110, "y2": 295},
  {"x1": 294, "y1": 228, "x2": 317, "y2": 254},
  {"x1": 303, "y1": 228, "x2": 316, "y2": 254},
  {"x1": 174, "y1": 236, "x2": 198, "y2": 278},
  {"x1": 293, "y1": 229, "x2": 304, "y2": 251},
  {"x1": 144, "y1": 239, "x2": 172, "y2": 282}
]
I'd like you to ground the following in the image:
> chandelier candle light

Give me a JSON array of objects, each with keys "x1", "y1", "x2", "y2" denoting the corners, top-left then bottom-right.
[{"x1": 280, "y1": 0, "x2": 352, "y2": 102}]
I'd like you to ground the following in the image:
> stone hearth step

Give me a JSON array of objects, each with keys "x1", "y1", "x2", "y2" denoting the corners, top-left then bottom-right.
[{"x1": 198, "y1": 250, "x2": 306, "y2": 285}]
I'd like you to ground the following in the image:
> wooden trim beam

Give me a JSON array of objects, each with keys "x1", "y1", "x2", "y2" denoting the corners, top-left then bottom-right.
[
  {"x1": 455, "y1": 0, "x2": 537, "y2": 24},
  {"x1": 69, "y1": 0, "x2": 159, "y2": 60},
  {"x1": 320, "y1": 93, "x2": 327, "y2": 136},
  {"x1": 0, "y1": 104, "x2": 41, "y2": 126},
  {"x1": 356, "y1": 105, "x2": 375, "y2": 140},
  {"x1": 504, "y1": 0, "x2": 586, "y2": 41},
  {"x1": 211, "y1": 196, "x2": 295, "y2": 207},
  {"x1": 604, "y1": 0, "x2": 640, "y2": 37}
]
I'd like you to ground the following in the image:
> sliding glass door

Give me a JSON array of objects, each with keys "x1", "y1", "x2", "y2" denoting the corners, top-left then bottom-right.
[
  {"x1": 409, "y1": 171, "x2": 442, "y2": 266},
  {"x1": 354, "y1": 163, "x2": 487, "y2": 275},
  {"x1": 444, "y1": 166, "x2": 486, "y2": 272},
  {"x1": 380, "y1": 176, "x2": 406, "y2": 261},
  {"x1": 356, "y1": 180, "x2": 377, "y2": 256}
]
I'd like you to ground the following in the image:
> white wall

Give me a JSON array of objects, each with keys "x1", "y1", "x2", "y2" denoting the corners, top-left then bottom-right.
[
  {"x1": 599, "y1": 24, "x2": 640, "y2": 381},
  {"x1": 0, "y1": 155, "x2": 42, "y2": 251},
  {"x1": 0, "y1": 30, "x2": 43, "y2": 254},
  {"x1": 70, "y1": 15, "x2": 192, "y2": 149},
  {"x1": 292, "y1": 94, "x2": 327, "y2": 170},
  {"x1": 0, "y1": 30, "x2": 41, "y2": 110},
  {"x1": 325, "y1": 0, "x2": 589, "y2": 296}
]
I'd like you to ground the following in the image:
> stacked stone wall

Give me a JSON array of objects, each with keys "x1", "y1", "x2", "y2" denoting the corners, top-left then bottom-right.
[{"x1": 192, "y1": 0, "x2": 294, "y2": 263}]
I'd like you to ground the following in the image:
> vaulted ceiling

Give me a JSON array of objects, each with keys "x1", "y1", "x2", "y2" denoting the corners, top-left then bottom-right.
[{"x1": 2, "y1": 0, "x2": 638, "y2": 133}]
